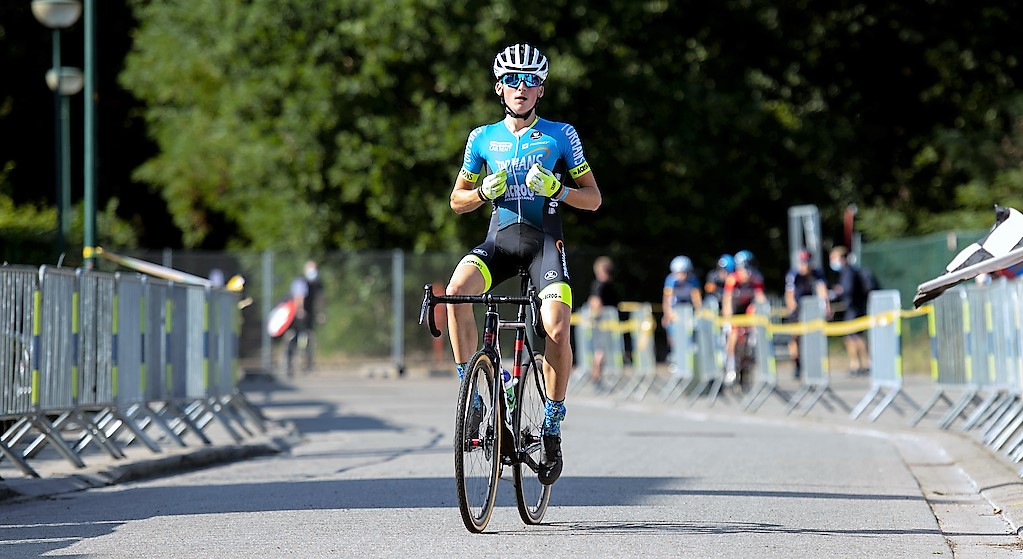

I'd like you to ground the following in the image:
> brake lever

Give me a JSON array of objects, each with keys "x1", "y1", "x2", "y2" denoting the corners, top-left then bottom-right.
[{"x1": 420, "y1": 285, "x2": 442, "y2": 338}]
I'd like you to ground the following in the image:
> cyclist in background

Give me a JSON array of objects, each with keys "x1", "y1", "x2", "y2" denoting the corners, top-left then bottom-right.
[
  {"x1": 662, "y1": 255, "x2": 702, "y2": 354},
  {"x1": 721, "y1": 254, "x2": 766, "y2": 383},
  {"x1": 734, "y1": 250, "x2": 764, "y2": 287},
  {"x1": 703, "y1": 254, "x2": 734, "y2": 309},
  {"x1": 444, "y1": 43, "x2": 602, "y2": 486},
  {"x1": 784, "y1": 250, "x2": 830, "y2": 379}
]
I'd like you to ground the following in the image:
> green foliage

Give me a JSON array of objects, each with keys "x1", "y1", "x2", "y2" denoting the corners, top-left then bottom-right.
[{"x1": 118, "y1": 0, "x2": 1023, "y2": 288}]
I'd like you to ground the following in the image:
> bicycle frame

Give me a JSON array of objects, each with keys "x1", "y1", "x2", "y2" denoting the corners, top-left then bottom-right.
[{"x1": 420, "y1": 273, "x2": 541, "y2": 464}]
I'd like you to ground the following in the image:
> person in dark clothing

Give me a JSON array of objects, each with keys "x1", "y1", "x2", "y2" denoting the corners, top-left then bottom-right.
[
  {"x1": 285, "y1": 260, "x2": 325, "y2": 376},
  {"x1": 784, "y1": 250, "x2": 830, "y2": 379},
  {"x1": 588, "y1": 256, "x2": 619, "y2": 385},
  {"x1": 830, "y1": 246, "x2": 871, "y2": 376}
]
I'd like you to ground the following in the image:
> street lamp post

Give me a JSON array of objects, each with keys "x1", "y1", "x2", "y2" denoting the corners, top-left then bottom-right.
[{"x1": 32, "y1": 0, "x2": 83, "y2": 262}]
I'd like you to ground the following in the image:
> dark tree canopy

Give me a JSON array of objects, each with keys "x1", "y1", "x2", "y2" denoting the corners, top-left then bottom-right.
[{"x1": 4, "y1": 0, "x2": 1023, "y2": 283}]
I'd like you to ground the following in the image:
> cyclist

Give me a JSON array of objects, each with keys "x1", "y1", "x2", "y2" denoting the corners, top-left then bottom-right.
[
  {"x1": 661, "y1": 255, "x2": 702, "y2": 352},
  {"x1": 734, "y1": 250, "x2": 764, "y2": 286},
  {"x1": 721, "y1": 253, "x2": 766, "y2": 385},
  {"x1": 703, "y1": 254, "x2": 733, "y2": 309},
  {"x1": 445, "y1": 43, "x2": 602, "y2": 486},
  {"x1": 784, "y1": 250, "x2": 830, "y2": 378}
]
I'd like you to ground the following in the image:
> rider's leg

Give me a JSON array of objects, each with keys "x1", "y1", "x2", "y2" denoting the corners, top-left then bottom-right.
[
  {"x1": 724, "y1": 326, "x2": 738, "y2": 376},
  {"x1": 446, "y1": 261, "x2": 487, "y2": 377},
  {"x1": 540, "y1": 297, "x2": 572, "y2": 401}
]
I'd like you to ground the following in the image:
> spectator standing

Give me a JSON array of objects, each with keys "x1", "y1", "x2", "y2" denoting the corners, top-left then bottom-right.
[
  {"x1": 829, "y1": 246, "x2": 871, "y2": 376},
  {"x1": 784, "y1": 250, "x2": 830, "y2": 379},
  {"x1": 285, "y1": 260, "x2": 325, "y2": 376},
  {"x1": 588, "y1": 256, "x2": 620, "y2": 386}
]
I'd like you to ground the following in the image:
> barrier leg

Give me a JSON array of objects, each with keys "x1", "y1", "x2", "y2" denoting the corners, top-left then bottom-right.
[
  {"x1": 0, "y1": 438, "x2": 40, "y2": 478},
  {"x1": 850, "y1": 385, "x2": 882, "y2": 420},
  {"x1": 226, "y1": 393, "x2": 268, "y2": 433},
  {"x1": 27, "y1": 414, "x2": 85, "y2": 468},
  {"x1": 962, "y1": 390, "x2": 1003, "y2": 431},
  {"x1": 73, "y1": 409, "x2": 125, "y2": 459},
  {"x1": 867, "y1": 388, "x2": 904, "y2": 422},
  {"x1": 784, "y1": 385, "x2": 811, "y2": 415},
  {"x1": 911, "y1": 390, "x2": 952, "y2": 426},
  {"x1": 989, "y1": 401, "x2": 1023, "y2": 450},
  {"x1": 133, "y1": 403, "x2": 188, "y2": 447},
  {"x1": 939, "y1": 389, "x2": 980, "y2": 429},
  {"x1": 981, "y1": 395, "x2": 1019, "y2": 443}
]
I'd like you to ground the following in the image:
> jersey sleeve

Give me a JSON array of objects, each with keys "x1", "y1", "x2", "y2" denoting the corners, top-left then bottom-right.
[
  {"x1": 559, "y1": 123, "x2": 591, "y2": 180},
  {"x1": 784, "y1": 270, "x2": 797, "y2": 291},
  {"x1": 458, "y1": 126, "x2": 486, "y2": 184}
]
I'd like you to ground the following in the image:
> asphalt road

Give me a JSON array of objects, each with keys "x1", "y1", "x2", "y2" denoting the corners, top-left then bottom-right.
[{"x1": 2, "y1": 371, "x2": 1023, "y2": 558}]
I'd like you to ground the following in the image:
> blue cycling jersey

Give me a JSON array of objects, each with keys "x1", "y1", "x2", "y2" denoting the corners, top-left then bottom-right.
[
  {"x1": 664, "y1": 273, "x2": 700, "y2": 306},
  {"x1": 459, "y1": 117, "x2": 590, "y2": 235}
]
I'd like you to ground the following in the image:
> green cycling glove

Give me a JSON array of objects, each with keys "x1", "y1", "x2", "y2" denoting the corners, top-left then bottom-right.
[
  {"x1": 525, "y1": 163, "x2": 565, "y2": 199},
  {"x1": 478, "y1": 169, "x2": 508, "y2": 201}
]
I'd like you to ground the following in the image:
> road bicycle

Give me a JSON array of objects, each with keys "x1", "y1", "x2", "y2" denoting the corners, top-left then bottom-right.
[{"x1": 420, "y1": 271, "x2": 552, "y2": 533}]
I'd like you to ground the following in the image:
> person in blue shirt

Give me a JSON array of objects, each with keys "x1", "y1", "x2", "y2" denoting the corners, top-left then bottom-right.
[
  {"x1": 444, "y1": 43, "x2": 602, "y2": 485},
  {"x1": 661, "y1": 255, "x2": 702, "y2": 339}
]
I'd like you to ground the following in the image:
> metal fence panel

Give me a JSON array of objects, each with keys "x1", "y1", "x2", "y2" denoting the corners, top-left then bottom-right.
[
  {"x1": 798, "y1": 295, "x2": 828, "y2": 384},
  {"x1": 965, "y1": 284, "x2": 995, "y2": 388},
  {"x1": 115, "y1": 273, "x2": 145, "y2": 405},
  {"x1": 143, "y1": 278, "x2": 170, "y2": 401},
  {"x1": 933, "y1": 288, "x2": 970, "y2": 386},
  {"x1": 0, "y1": 266, "x2": 38, "y2": 417},
  {"x1": 668, "y1": 304, "x2": 695, "y2": 379},
  {"x1": 867, "y1": 290, "x2": 902, "y2": 387},
  {"x1": 78, "y1": 270, "x2": 116, "y2": 406},
  {"x1": 37, "y1": 266, "x2": 77, "y2": 409}
]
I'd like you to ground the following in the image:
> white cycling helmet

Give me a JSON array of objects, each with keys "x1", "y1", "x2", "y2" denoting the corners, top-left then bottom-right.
[
  {"x1": 493, "y1": 43, "x2": 549, "y2": 82},
  {"x1": 670, "y1": 255, "x2": 692, "y2": 274}
]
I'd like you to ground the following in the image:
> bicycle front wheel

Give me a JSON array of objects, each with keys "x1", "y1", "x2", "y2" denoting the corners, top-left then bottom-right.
[
  {"x1": 454, "y1": 351, "x2": 502, "y2": 533},
  {"x1": 513, "y1": 351, "x2": 552, "y2": 524}
]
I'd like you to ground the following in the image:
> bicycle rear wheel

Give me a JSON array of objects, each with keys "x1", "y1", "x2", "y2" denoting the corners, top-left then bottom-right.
[
  {"x1": 513, "y1": 351, "x2": 552, "y2": 524},
  {"x1": 454, "y1": 351, "x2": 502, "y2": 533}
]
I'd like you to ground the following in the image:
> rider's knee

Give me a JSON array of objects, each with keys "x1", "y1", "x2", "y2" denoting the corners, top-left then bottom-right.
[{"x1": 544, "y1": 316, "x2": 571, "y2": 346}]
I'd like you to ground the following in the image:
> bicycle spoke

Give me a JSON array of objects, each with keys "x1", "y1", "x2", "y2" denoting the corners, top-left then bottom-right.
[
  {"x1": 454, "y1": 352, "x2": 501, "y2": 533},
  {"x1": 513, "y1": 352, "x2": 552, "y2": 524}
]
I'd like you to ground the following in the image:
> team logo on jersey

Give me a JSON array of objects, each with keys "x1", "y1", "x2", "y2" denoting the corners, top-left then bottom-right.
[
  {"x1": 472, "y1": 248, "x2": 488, "y2": 257},
  {"x1": 530, "y1": 130, "x2": 543, "y2": 140},
  {"x1": 544, "y1": 270, "x2": 558, "y2": 281},
  {"x1": 489, "y1": 141, "x2": 513, "y2": 152},
  {"x1": 556, "y1": 239, "x2": 570, "y2": 280}
]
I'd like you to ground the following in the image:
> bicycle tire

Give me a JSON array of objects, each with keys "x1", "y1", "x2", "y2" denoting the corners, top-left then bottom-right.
[
  {"x1": 513, "y1": 351, "x2": 552, "y2": 524},
  {"x1": 454, "y1": 351, "x2": 502, "y2": 533}
]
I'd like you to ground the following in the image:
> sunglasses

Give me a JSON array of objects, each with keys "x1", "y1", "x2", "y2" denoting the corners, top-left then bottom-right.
[{"x1": 499, "y1": 73, "x2": 543, "y2": 88}]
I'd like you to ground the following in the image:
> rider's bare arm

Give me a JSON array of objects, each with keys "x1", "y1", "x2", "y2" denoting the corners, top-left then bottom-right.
[
  {"x1": 561, "y1": 171, "x2": 601, "y2": 211},
  {"x1": 450, "y1": 176, "x2": 488, "y2": 214}
]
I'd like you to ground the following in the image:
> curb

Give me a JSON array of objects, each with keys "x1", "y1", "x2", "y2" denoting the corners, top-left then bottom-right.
[{"x1": 0, "y1": 421, "x2": 301, "y2": 506}]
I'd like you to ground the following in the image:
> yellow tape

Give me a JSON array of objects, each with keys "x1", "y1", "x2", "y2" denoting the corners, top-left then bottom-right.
[{"x1": 571, "y1": 301, "x2": 936, "y2": 338}]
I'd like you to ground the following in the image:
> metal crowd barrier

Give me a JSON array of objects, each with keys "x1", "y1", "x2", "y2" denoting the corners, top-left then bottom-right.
[
  {"x1": 742, "y1": 301, "x2": 786, "y2": 412},
  {"x1": 566, "y1": 279, "x2": 1023, "y2": 470},
  {"x1": 849, "y1": 290, "x2": 920, "y2": 422},
  {"x1": 660, "y1": 304, "x2": 696, "y2": 403},
  {"x1": 614, "y1": 303, "x2": 657, "y2": 401},
  {"x1": 0, "y1": 265, "x2": 262, "y2": 478},
  {"x1": 688, "y1": 298, "x2": 726, "y2": 406},
  {"x1": 783, "y1": 296, "x2": 851, "y2": 416}
]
